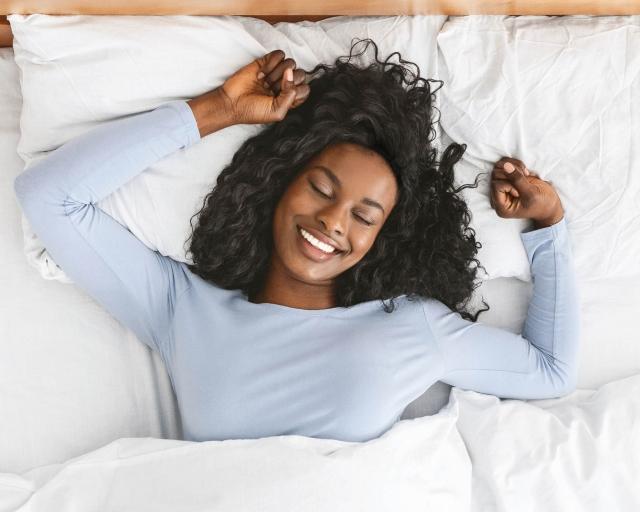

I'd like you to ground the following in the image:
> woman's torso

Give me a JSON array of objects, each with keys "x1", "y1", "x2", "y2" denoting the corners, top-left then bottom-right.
[{"x1": 162, "y1": 266, "x2": 442, "y2": 443}]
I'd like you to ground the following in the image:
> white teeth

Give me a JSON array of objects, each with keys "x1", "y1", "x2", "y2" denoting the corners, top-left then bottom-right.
[{"x1": 299, "y1": 228, "x2": 336, "y2": 254}]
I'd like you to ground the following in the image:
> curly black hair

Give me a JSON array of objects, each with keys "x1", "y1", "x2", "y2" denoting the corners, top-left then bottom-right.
[{"x1": 185, "y1": 38, "x2": 490, "y2": 322}]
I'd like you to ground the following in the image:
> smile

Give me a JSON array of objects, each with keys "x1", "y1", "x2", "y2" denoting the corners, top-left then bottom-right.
[{"x1": 297, "y1": 226, "x2": 342, "y2": 262}]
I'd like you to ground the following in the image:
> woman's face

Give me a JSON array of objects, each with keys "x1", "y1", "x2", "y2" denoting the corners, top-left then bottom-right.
[{"x1": 271, "y1": 142, "x2": 398, "y2": 284}]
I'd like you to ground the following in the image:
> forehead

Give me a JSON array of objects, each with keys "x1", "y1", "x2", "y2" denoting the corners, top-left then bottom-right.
[{"x1": 305, "y1": 142, "x2": 397, "y2": 204}]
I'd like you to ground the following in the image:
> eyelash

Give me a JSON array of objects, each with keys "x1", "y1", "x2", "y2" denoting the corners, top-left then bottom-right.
[{"x1": 310, "y1": 184, "x2": 374, "y2": 226}]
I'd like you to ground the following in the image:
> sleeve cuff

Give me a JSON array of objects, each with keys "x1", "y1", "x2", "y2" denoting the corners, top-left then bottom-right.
[
  {"x1": 158, "y1": 99, "x2": 202, "y2": 147},
  {"x1": 519, "y1": 216, "x2": 570, "y2": 265},
  {"x1": 520, "y1": 216, "x2": 567, "y2": 242}
]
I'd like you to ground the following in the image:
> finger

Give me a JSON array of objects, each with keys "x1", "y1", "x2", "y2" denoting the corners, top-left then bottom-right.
[
  {"x1": 260, "y1": 64, "x2": 304, "y2": 94},
  {"x1": 292, "y1": 68, "x2": 306, "y2": 85},
  {"x1": 491, "y1": 180, "x2": 520, "y2": 217},
  {"x1": 495, "y1": 157, "x2": 529, "y2": 175},
  {"x1": 267, "y1": 69, "x2": 309, "y2": 111},
  {"x1": 496, "y1": 156, "x2": 526, "y2": 169},
  {"x1": 494, "y1": 180, "x2": 520, "y2": 198},
  {"x1": 266, "y1": 58, "x2": 296, "y2": 94},
  {"x1": 489, "y1": 179, "x2": 505, "y2": 210},
  {"x1": 494, "y1": 162, "x2": 537, "y2": 177},
  {"x1": 494, "y1": 168, "x2": 543, "y2": 187},
  {"x1": 290, "y1": 84, "x2": 311, "y2": 109},
  {"x1": 503, "y1": 166, "x2": 535, "y2": 201},
  {"x1": 272, "y1": 67, "x2": 297, "y2": 119},
  {"x1": 492, "y1": 179, "x2": 520, "y2": 203},
  {"x1": 492, "y1": 167, "x2": 512, "y2": 181},
  {"x1": 492, "y1": 166, "x2": 528, "y2": 182},
  {"x1": 256, "y1": 49, "x2": 286, "y2": 79}
]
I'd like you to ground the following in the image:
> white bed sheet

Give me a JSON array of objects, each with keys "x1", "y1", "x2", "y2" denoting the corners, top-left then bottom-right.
[
  {"x1": 436, "y1": 15, "x2": 640, "y2": 387},
  {"x1": 0, "y1": 48, "x2": 183, "y2": 474},
  {"x1": 0, "y1": 402, "x2": 472, "y2": 512},
  {"x1": 2, "y1": 373, "x2": 638, "y2": 511}
]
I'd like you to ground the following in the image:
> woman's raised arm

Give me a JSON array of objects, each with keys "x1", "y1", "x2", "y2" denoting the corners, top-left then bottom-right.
[
  {"x1": 14, "y1": 100, "x2": 203, "y2": 356},
  {"x1": 424, "y1": 216, "x2": 581, "y2": 399},
  {"x1": 13, "y1": 49, "x2": 309, "y2": 357},
  {"x1": 422, "y1": 156, "x2": 580, "y2": 399}
]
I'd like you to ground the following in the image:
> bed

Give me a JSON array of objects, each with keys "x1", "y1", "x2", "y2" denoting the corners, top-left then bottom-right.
[{"x1": 0, "y1": 3, "x2": 639, "y2": 511}]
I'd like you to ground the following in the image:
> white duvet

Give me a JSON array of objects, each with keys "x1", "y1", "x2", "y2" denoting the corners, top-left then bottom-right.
[{"x1": 2, "y1": 374, "x2": 638, "y2": 511}]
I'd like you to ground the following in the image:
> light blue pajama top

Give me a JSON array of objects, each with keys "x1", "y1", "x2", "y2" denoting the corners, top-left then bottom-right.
[{"x1": 14, "y1": 100, "x2": 581, "y2": 443}]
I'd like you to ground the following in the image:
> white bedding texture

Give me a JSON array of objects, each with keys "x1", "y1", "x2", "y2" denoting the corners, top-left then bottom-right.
[
  {"x1": 2, "y1": 375, "x2": 638, "y2": 511},
  {"x1": 1, "y1": 13, "x2": 639, "y2": 511}
]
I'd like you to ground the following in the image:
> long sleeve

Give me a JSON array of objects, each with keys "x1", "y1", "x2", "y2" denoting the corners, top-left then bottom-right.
[
  {"x1": 13, "y1": 100, "x2": 202, "y2": 355},
  {"x1": 422, "y1": 217, "x2": 581, "y2": 399}
]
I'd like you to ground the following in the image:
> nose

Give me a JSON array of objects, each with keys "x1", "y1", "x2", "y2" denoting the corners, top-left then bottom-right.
[{"x1": 317, "y1": 203, "x2": 347, "y2": 237}]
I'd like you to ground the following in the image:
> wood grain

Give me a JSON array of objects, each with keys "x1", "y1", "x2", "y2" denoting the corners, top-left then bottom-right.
[
  {"x1": 3, "y1": 0, "x2": 640, "y2": 16},
  {"x1": 0, "y1": 15, "x2": 12, "y2": 48},
  {"x1": 2, "y1": 1, "x2": 640, "y2": 48}
]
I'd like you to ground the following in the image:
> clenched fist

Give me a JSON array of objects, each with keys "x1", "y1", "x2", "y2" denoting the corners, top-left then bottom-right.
[
  {"x1": 489, "y1": 157, "x2": 565, "y2": 229},
  {"x1": 220, "y1": 49, "x2": 311, "y2": 125}
]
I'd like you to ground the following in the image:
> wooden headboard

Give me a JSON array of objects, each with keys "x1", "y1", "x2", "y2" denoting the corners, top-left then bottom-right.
[{"x1": 2, "y1": 1, "x2": 640, "y2": 48}]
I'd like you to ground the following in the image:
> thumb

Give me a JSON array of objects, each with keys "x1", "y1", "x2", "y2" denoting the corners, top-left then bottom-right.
[
  {"x1": 504, "y1": 163, "x2": 534, "y2": 200},
  {"x1": 272, "y1": 67, "x2": 297, "y2": 119}
]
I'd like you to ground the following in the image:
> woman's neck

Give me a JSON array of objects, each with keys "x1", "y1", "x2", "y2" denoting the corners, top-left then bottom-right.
[{"x1": 250, "y1": 259, "x2": 337, "y2": 310}]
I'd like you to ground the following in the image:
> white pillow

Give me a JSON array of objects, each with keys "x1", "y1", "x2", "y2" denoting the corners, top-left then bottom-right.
[
  {"x1": 437, "y1": 15, "x2": 640, "y2": 282},
  {"x1": 9, "y1": 13, "x2": 447, "y2": 283},
  {"x1": 451, "y1": 373, "x2": 640, "y2": 510},
  {"x1": 0, "y1": 405, "x2": 471, "y2": 512}
]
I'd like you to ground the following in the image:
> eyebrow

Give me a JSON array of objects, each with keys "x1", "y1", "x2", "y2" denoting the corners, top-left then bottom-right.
[{"x1": 310, "y1": 165, "x2": 386, "y2": 215}]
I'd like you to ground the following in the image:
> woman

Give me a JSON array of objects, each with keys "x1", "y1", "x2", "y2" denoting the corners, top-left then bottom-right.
[{"x1": 14, "y1": 39, "x2": 579, "y2": 443}]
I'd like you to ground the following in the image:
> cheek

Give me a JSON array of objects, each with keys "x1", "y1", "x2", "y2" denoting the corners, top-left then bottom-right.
[
  {"x1": 274, "y1": 186, "x2": 303, "y2": 221},
  {"x1": 349, "y1": 231, "x2": 378, "y2": 257},
  {"x1": 290, "y1": 189, "x2": 318, "y2": 214},
  {"x1": 278, "y1": 184, "x2": 313, "y2": 215},
  {"x1": 271, "y1": 188, "x2": 311, "y2": 246}
]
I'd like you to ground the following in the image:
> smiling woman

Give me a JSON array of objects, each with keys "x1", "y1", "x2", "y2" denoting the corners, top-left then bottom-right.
[
  {"x1": 11, "y1": 27, "x2": 581, "y2": 446},
  {"x1": 257, "y1": 141, "x2": 400, "y2": 309},
  {"x1": 185, "y1": 38, "x2": 489, "y2": 320}
]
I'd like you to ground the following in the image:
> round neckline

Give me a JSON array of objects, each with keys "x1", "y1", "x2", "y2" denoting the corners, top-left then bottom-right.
[
  {"x1": 185, "y1": 268, "x2": 407, "y2": 318},
  {"x1": 234, "y1": 289, "x2": 397, "y2": 317}
]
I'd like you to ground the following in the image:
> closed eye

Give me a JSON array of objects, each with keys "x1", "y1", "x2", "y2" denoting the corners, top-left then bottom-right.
[
  {"x1": 309, "y1": 182, "x2": 374, "y2": 226},
  {"x1": 310, "y1": 183, "x2": 331, "y2": 199}
]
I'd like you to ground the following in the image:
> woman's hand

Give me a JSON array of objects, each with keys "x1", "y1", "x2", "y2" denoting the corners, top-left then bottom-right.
[
  {"x1": 219, "y1": 49, "x2": 311, "y2": 125},
  {"x1": 489, "y1": 157, "x2": 565, "y2": 228}
]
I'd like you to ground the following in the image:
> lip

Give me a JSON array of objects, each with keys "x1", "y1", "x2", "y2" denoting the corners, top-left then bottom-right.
[
  {"x1": 297, "y1": 226, "x2": 343, "y2": 262},
  {"x1": 298, "y1": 225, "x2": 344, "y2": 251}
]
